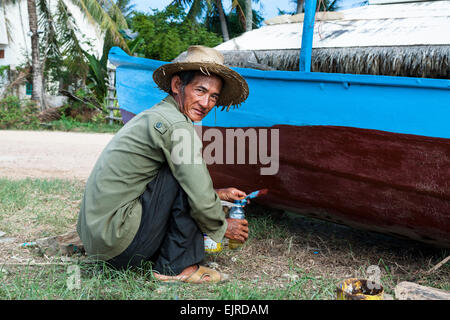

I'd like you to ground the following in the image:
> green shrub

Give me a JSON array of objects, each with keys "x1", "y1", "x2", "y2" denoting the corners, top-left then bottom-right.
[
  {"x1": 0, "y1": 96, "x2": 40, "y2": 129},
  {"x1": 48, "y1": 114, "x2": 122, "y2": 133},
  {"x1": 130, "y1": 4, "x2": 223, "y2": 62}
]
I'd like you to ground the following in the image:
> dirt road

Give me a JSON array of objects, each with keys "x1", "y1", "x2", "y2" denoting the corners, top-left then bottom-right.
[{"x1": 0, "y1": 130, "x2": 113, "y2": 181}]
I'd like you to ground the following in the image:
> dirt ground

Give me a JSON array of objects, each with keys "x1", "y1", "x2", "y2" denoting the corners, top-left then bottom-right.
[
  {"x1": 0, "y1": 130, "x2": 113, "y2": 271},
  {"x1": 0, "y1": 130, "x2": 113, "y2": 181},
  {"x1": 0, "y1": 130, "x2": 448, "y2": 299}
]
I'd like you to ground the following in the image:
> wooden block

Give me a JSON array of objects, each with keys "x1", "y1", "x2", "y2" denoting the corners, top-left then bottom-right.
[
  {"x1": 36, "y1": 236, "x2": 59, "y2": 256},
  {"x1": 395, "y1": 281, "x2": 450, "y2": 300},
  {"x1": 57, "y1": 231, "x2": 84, "y2": 256},
  {"x1": 36, "y1": 231, "x2": 84, "y2": 256}
]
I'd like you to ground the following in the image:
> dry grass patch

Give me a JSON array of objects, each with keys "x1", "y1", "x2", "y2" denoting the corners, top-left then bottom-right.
[{"x1": 0, "y1": 178, "x2": 448, "y2": 300}]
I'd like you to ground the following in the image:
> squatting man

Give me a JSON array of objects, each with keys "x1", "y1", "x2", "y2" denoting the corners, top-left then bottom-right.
[{"x1": 77, "y1": 46, "x2": 252, "y2": 283}]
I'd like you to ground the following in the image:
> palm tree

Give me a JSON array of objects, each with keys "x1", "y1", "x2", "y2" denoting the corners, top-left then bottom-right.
[
  {"x1": 72, "y1": 0, "x2": 129, "y2": 50},
  {"x1": 244, "y1": 0, "x2": 252, "y2": 31},
  {"x1": 215, "y1": 0, "x2": 229, "y2": 41},
  {"x1": 285, "y1": 0, "x2": 338, "y2": 14},
  {"x1": 231, "y1": 0, "x2": 259, "y2": 32},
  {"x1": 296, "y1": 0, "x2": 304, "y2": 13},
  {"x1": 171, "y1": 0, "x2": 230, "y2": 41},
  {"x1": 27, "y1": 0, "x2": 45, "y2": 108},
  {"x1": 4, "y1": 0, "x2": 129, "y2": 110},
  {"x1": 114, "y1": 0, "x2": 135, "y2": 20}
]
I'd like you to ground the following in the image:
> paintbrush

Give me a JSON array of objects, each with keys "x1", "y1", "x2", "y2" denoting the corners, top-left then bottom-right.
[
  {"x1": 239, "y1": 188, "x2": 268, "y2": 206},
  {"x1": 220, "y1": 189, "x2": 269, "y2": 208},
  {"x1": 245, "y1": 188, "x2": 268, "y2": 201}
]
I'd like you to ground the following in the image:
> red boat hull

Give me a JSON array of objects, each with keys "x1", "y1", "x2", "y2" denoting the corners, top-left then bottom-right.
[{"x1": 203, "y1": 125, "x2": 450, "y2": 248}]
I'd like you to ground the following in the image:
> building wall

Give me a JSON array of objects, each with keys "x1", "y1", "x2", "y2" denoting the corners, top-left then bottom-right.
[{"x1": 0, "y1": 0, "x2": 105, "y2": 98}]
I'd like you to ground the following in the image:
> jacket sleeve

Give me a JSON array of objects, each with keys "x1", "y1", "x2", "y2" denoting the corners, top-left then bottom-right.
[{"x1": 152, "y1": 119, "x2": 227, "y2": 243}]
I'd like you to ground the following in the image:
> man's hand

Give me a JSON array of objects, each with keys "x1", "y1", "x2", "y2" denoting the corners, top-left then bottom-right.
[
  {"x1": 224, "y1": 218, "x2": 249, "y2": 243},
  {"x1": 218, "y1": 187, "x2": 249, "y2": 243},
  {"x1": 216, "y1": 187, "x2": 246, "y2": 202}
]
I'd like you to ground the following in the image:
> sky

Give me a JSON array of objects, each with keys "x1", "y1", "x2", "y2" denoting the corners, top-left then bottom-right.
[
  {"x1": 130, "y1": 1, "x2": 296, "y2": 20},
  {"x1": 129, "y1": 0, "x2": 365, "y2": 21}
]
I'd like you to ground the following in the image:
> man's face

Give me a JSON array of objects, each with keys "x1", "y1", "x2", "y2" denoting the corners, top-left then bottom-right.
[{"x1": 171, "y1": 73, "x2": 223, "y2": 122}]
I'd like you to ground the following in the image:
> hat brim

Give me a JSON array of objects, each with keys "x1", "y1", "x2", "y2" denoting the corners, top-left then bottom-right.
[{"x1": 153, "y1": 62, "x2": 249, "y2": 107}]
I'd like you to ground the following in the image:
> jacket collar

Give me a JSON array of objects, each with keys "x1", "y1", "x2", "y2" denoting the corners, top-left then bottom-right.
[{"x1": 163, "y1": 94, "x2": 193, "y2": 124}]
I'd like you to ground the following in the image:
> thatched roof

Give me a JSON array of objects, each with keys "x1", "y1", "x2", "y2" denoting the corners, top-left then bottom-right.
[
  {"x1": 217, "y1": 46, "x2": 450, "y2": 78},
  {"x1": 210, "y1": 1, "x2": 450, "y2": 79}
]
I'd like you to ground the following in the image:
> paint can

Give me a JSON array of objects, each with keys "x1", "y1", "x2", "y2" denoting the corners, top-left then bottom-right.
[
  {"x1": 336, "y1": 278, "x2": 384, "y2": 300},
  {"x1": 203, "y1": 234, "x2": 223, "y2": 253}
]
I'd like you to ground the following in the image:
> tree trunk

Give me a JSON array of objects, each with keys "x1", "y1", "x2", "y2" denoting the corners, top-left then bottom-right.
[
  {"x1": 27, "y1": 0, "x2": 45, "y2": 110},
  {"x1": 297, "y1": 0, "x2": 304, "y2": 13},
  {"x1": 216, "y1": 0, "x2": 229, "y2": 41},
  {"x1": 245, "y1": 0, "x2": 252, "y2": 32}
]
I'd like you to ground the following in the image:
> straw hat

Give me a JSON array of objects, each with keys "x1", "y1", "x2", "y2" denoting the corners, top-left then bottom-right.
[{"x1": 153, "y1": 45, "x2": 249, "y2": 108}]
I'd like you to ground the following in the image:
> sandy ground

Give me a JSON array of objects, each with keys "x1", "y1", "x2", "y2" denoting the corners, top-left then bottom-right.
[
  {"x1": 0, "y1": 130, "x2": 113, "y2": 181},
  {"x1": 0, "y1": 131, "x2": 448, "y2": 297}
]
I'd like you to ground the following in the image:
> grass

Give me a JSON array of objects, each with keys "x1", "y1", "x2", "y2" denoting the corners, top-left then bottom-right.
[
  {"x1": 0, "y1": 178, "x2": 449, "y2": 300},
  {"x1": 2, "y1": 118, "x2": 122, "y2": 134},
  {"x1": 0, "y1": 94, "x2": 124, "y2": 134},
  {"x1": 0, "y1": 179, "x2": 82, "y2": 238},
  {"x1": 44, "y1": 118, "x2": 123, "y2": 134}
]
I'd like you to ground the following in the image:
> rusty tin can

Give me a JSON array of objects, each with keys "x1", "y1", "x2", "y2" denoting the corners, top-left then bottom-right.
[
  {"x1": 203, "y1": 234, "x2": 223, "y2": 253},
  {"x1": 336, "y1": 278, "x2": 384, "y2": 300}
]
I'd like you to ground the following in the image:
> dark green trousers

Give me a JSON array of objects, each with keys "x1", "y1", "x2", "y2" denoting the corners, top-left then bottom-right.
[{"x1": 107, "y1": 165, "x2": 205, "y2": 275}]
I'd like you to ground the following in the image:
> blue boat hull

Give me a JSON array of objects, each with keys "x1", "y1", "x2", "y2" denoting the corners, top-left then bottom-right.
[
  {"x1": 109, "y1": 47, "x2": 450, "y2": 247},
  {"x1": 109, "y1": 47, "x2": 450, "y2": 139}
]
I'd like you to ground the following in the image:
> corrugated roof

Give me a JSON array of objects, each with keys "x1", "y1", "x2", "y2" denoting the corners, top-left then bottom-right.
[{"x1": 215, "y1": 1, "x2": 450, "y2": 50}]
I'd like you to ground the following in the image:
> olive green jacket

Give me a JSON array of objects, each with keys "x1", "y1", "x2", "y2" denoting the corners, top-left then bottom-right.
[{"x1": 77, "y1": 95, "x2": 227, "y2": 261}]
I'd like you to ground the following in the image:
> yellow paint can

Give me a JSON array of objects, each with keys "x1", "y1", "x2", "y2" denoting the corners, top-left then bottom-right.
[
  {"x1": 203, "y1": 234, "x2": 223, "y2": 253},
  {"x1": 336, "y1": 278, "x2": 384, "y2": 300}
]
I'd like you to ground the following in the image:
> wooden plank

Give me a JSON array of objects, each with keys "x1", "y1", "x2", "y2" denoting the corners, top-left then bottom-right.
[
  {"x1": 107, "y1": 69, "x2": 116, "y2": 125},
  {"x1": 395, "y1": 282, "x2": 450, "y2": 300},
  {"x1": 427, "y1": 255, "x2": 450, "y2": 273},
  {"x1": 106, "y1": 116, "x2": 122, "y2": 121}
]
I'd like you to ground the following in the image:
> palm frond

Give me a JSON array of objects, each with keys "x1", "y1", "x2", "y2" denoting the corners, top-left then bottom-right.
[
  {"x1": 115, "y1": 0, "x2": 135, "y2": 17},
  {"x1": 1, "y1": 1, "x2": 14, "y2": 44},
  {"x1": 170, "y1": 0, "x2": 209, "y2": 21},
  {"x1": 37, "y1": 0, "x2": 60, "y2": 59},
  {"x1": 187, "y1": 0, "x2": 204, "y2": 20},
  {"x1": 231, "y1": 0, "x2": 245, "y2": 28},
  {"x1": 69, "y1": 0, "x2": 129, "y2": 52},
  {"x1": 82, "y1": 47, "x2": 107, "y2": 99},
  {"x1": 56, "y1": 0, "x2": 88, "y2": 78},
  {"x1": 101, "y1": 0, "x2": 128, "y2": 28}
]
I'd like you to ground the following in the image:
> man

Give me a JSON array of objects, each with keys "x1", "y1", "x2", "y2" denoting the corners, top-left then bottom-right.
[{"x1": 77, "y1": 46, "x2": 250, "y2": 284}]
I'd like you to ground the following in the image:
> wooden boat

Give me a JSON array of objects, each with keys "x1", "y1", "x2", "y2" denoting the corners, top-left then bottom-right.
[{"x1": 108, "y1": 1, "x2": 450, "y2": 248}]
